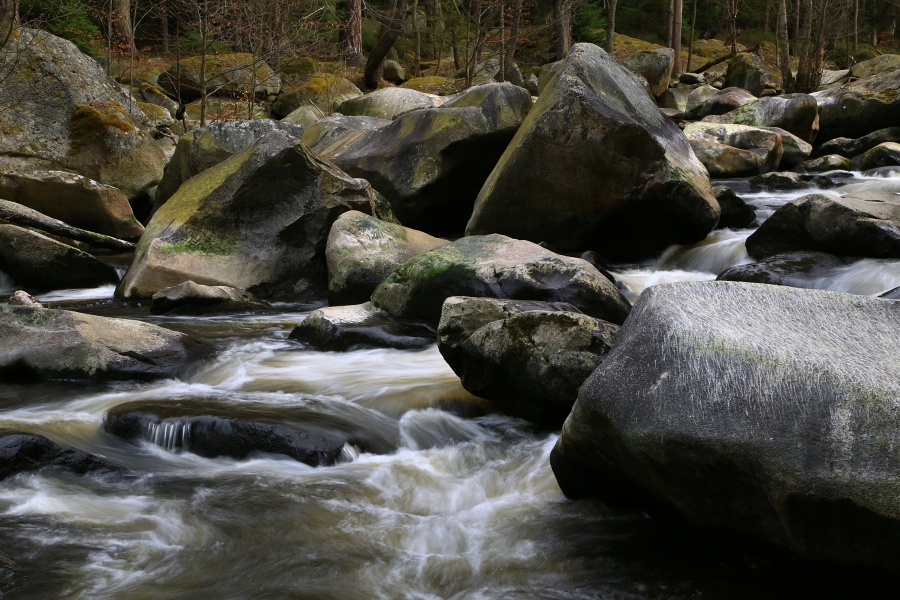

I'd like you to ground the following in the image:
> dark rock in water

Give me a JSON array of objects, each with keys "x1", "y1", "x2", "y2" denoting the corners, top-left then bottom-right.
[
  {"x1": 467, "y1": 44, "x2": 719, "y2": 261},
  {"x1": 717, "y1": 251, "x2": 850, "y2": 286},
  {"x1": 745, "y1": 191, "x2": 900, "y2": 259},
  {"x1": 370, "y1": 234, "x2": 632, "y2": 324},
  {"x1": 812, "y1": 127, "x2": 900, "y2": 159},
  {"x1": 438, "y1": 297, "x2": 614, "y2": 428},
  {"x1": 795, "y1": 154, "x2": 856, "y2": 173},
  {"x1": 117, "y1": 131, "x2": 384, "y2": 300},
  {"x1": 860, "y1": 142, "x2": 900, "y2": 171},
  {"x1": 0, "y1": 305, "x2": 213, "y2": 382},
  {"x1": 151, "y1": 281, "x2": 269, "y2": 315},
  {"x1": 0, "y1": 549, "x2": 14, "y2": 587},
  {"x1": 0, "y1": 224, "x2": 119, "y2": 291},
  {"x1": 880, "y1": 286, "x2": 900, "y2": 299},
  {"x1": 748, "y1": 171, "x2": 806, "y2": 191},
  {"x1": 813, "y1": 70, "x2": 900, "y2": 142},
  {"x1": 289, "y1": 303, "x2": 435, "y2": 351},
  {"x1": 0, "y1": 432, "x2": 123, "y2": 481},
  {"x1": 550, "y1": 281, "x2": 900, "y2": 571},
  {"x1": 103, "y1": 399, "x2": 399, "y2": 463},
  {"x1": 714, "y1": 186, "x2": 756, "y2": 229}
]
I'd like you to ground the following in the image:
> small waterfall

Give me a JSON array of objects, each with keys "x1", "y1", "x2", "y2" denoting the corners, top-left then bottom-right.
[
  {"x1": 114, "y1": 266, "x2": 128, "y2": 281},
  {"x1": 0, "y1": 269, "x2": 14, "y2": 294},
  {"x1": 145, "y1": 420, "x2": 192, "y2": 452}
]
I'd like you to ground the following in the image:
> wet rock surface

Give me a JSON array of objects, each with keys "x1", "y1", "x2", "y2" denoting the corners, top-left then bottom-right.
[
  {"x1": 150, "y1": 281, "x2": 269, "y2": 315},
  {"x1": 289, "y1": 302, "x2": 436, "y2": 351},
  {"x1": 0, "y1": 432, "x2": 124, "y2": 481},
  {"x1": 717, "y1": 251, "x2": 851, "y2": 286}
]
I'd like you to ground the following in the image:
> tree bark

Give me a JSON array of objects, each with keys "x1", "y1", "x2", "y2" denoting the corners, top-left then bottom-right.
[
  {"x1": 0, "y1": 0, "x2": 17, "y2": 50},
  {"x1": 687, "y1": 0, "x2": 697, "y2": 71},
  {"x1": 364, "y1": 0, "x2": 409, "y2": 88},
  {"x1": 554, "y1": 0, "x2": 573, "y2": 60},
  {"x1": 340, "y1": 0, "x2": 363, "y2": 56},
  {"x1": 412, "y1": 0, "x2": 421, "y2": 76},
  {"x1": 673, "y1": 0, "x2": 683, "y2": 73},
  {"x1": 159, "y1": 0, "x2": 169, "y2": 54},
  {"x1": 605, "y1": 0, "x2": 617, "y2": 52},
  {"x1": 666, "y1": 0, "x2": 675, "y2": 47},
  {"x1": 777, "y1": 0, "x2": 793, "y2": 91},
  {"x1": 111, "y1": 0, "x2": 134, "y2": 53},
  {"x1": 505, "y1": 0, "x2": 522, "y2": 73}
]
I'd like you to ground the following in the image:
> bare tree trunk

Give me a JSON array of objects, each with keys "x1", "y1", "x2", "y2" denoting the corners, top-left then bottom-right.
[
  {"x1": 412, "y1": 0, "x2": 421, "y2": 75},
  {"x1": 341, "y1": 0, "x2": 363, "y2": 56},
  {"x1": 505, "y1": 0, "x2": 522, "y2": 72},
  {"x1": 452, "y1": 15, "x2": 460, "y2": 69},
  {"x1": 667, "y1": 0, "x2": 675, "y2": 47},
  {"x1": 0, "y1": 0, "x2": 17, "y2": 49},
  {"x1": 673, "y1": 0, "x2": 683, "y2": 73},
  {"x1": 554, "y1": 0, "x2": 573, "y2": 60},
  {"x1": 854, "y1": 0, "x2": 859, "y2": 50},
  {"x1": 364, "y1": 0, "x2": 409, "y2": 88},
  {"x1": 605, "y1": 0, "x2": 617, "y2": 52},
  {"x1": 730, "y1": 0, "x2": 738, "y2": 54},
  {"x1": 763, "y1": 0, "x2": 772, "y2": 32},
  {"x1": 159, "y1": 0, "x2": 169, "y2": 54},
  {"x1": 498, "y1": 0, "x2": 505, "y2": 81},
  {"x1": 199, "y1": 0, "x2": 208, "y2": 126},
  {"x1": 687, "y1": 0, "x2": 697, "y2": 70},
  {"x1": 777, "y1": 0, "x2": 793, "y2": 91},
  {"x1": 112, "y1": 0, "x2": 134, "y2": 52}
]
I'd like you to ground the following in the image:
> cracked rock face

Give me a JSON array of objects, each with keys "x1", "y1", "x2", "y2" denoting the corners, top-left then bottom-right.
[{"x1": 0, "y1": 304, "x2": 213, "y2": 381}]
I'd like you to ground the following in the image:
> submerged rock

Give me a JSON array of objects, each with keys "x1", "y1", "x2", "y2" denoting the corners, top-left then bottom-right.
[
  {"x1": 0, "y1": 224, "x2": 119, "y2": 291},
  {"x1": 0, "y1": 432, "x2": 123, "y2": 481},
  {"x1": 370, "y1": 234, "x2": 632, "y2": 324},
  {"x1": 745, "y1": 191, "x2": 900, "y2": 259},
  {"x1": 717, "y1": 251, "x2": 850, "y2": 287},
  {"x1": 326, "y1": 211, "x2": 449, "y2": 305},
  {"x1": 0, "y1": 304, "x2": 213, "y2": 381},
  {"x1": 117, "y1": 131, "x2": 382, "y2": 299},
  {"x1": 289, "y1": 302, "x2": 435, "y2": 351},
  {"x1": 150, "y1": 281, "x2": 268, "y2": 315},
  {"x1": 550, "y1": 281, "x2": 900, "y2": 571},
  {"x1": 467, "y1": 44, "x2": 719, "y2": 261}
]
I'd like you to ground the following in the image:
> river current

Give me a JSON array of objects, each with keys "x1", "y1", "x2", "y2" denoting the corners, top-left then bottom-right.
[{"x1": 1, "y1": 173, "x2": 899, "y2": 599}]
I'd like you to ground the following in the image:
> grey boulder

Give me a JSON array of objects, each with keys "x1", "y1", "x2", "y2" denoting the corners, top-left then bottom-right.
[{"x1": 150, "y1": 281, "x2": 268, "y2": 315}]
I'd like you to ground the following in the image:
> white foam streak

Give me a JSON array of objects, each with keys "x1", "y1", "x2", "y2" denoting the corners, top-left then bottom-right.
[{"x1": 36, "y1": 284, "x2": 116, "y2": 302}]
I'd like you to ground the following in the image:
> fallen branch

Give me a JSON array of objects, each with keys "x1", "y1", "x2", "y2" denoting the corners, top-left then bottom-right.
[{"x1": 0, "y1": 199, "x2": 136, "y2": 252}]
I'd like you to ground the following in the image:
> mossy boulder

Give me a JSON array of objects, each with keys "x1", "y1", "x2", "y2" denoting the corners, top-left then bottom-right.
[
  {"x1": 137, "y1": 101, "x2": 175, "y2": 128},
  {"x1": 705, "y1": 94, "x2": 819, "y2": 144},
  {"x1": 271, "y1": 73, "x2": 362, "y2": 118},
  {"x1": 849, "y1": 54, "x2": 900, "y2": 79},
  {"x1": 337, "y1": 87, "x2": 441, "y2": 120},
  {"x1": 723, "y1": 52, "x2": 771, "y2": 96},
  {"x1": 0, "y1": 170, "x2": 144, "y2": 240},
  {"x1": 684, "y1": 122, "x2": 784, "y2": 178},
  {"x1": 0, "y1": 224, "x2": 119, "y2": 291},
  {"x1": 467, "y1": 44, "x2": 719, "y2": 261},
  {"x1": 370, "y1": 234, "x2": 632, "y2": 325},
  {"x1": 860, "y1": 142, "x2": 900, "y2": 171},
  {"x1": 550, "y1": 281, "x2": 900, "y2": 571},
  {"x1": 745, "y1": 191, "x2": 900, "y2": 259},
  {"x1": 812, "y1": 70, "x2": 900, "y2": 141},
  {"x1": 157, "y1": 53, "x2": 280, "y2": 100},
  {"x1": 308, "y1": 83, "x2": 533, "y2": 235},
  {"x1": 155, "y1": 120, "x2": 306, "y2": 210},
  {"x1": 0, "y1": 29, "x2": 166, "y2": 199},
  {"x1": 326, "y1": 210, "x2": 449, "y2": 305},
  {"x1": 117, "y1": 130, "x2": 383, "y2": 299},
  {"x1": 281, "y1": 105, "x2": 324, "y2": 125},
  {"x1": 0, "y1": 304, "x2": 213, "y2": 381}
]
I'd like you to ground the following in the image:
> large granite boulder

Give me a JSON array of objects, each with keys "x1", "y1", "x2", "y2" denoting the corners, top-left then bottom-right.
[
  {"x1": 370, "y1": 234, "x2": 632, "y2": 324},
  {"x1": 812, "y1": 127, "x2": 900, "y2": 159},
  {"x1": 849, "y1": 54, "x2": 900, "y2": 79},
  {"x1": 158, "y1": 53, "x2": 280, "y2": 100},
  {"x1": 337, "y1": 87, "x2": 441, "y2": 120},
  {"x1": 723, "y1": 52, "x2": 771, "y2": 97},
  {"x1": 685, "y1": 87, "x2": 756, "y2": 120},
  {"x1": 745, "y1": 191, "x2": 900, "y2": 259},
  {"x1": 466, "y1": 44, "x2": 719, "y2": 261},
  {"x1": 860, "y1": 142, "x2": 900, "y2": 171},
  {"x1": 150, "y1": 281, "x2": 268, "y2": 315},
  {"x1": 438, "y1": 297, "x2": 618, "y2": 428},
  {"x1": 550, "y1": 281, "x2": 900, "y2": 571},
  {"x1": 623, "y1": 48, "x2": 674, "y2": 98},
  {"x1": 0, "y1": 170, "x2": 144, "y2": 240},
  {"x1": 0, "y1": 432, "x2": 123, "y2": 481},
  {"x1": 326, "y1": 210, "x2": 448, "y2": 305},
  {"x1": 762, "y1": 127, "x2": 812, "y2": 167},
  {"x1": 300, "y1": 115, "x2": 391, "y2": 151},
  {"x1": 308, "y1": 82, "x2": 532, "y2": 235},
  {"x1": 717, "y1": 251, "x2": 850, "y2": 287},
  {"x1": 813, "y1": 70, "x2": 900, "y2": 142},
  {"x1": 117, "y1": 131, "x2": 382, "y2": 299},
  {"x1": 683, "y1": 123, "x2": 783, "y2": 178},
  {"x1": 154, "y1": 120, "x2": 307, "y2": 209},
  {"x1": 272, "y1": 73, "x2": 362, "y2": 118},
  {"x1": 289, "y1": 302, "x2": 436, "y2": 351},
  {"x1": 0, "y1": 28, "x2": 166, "y2": 199},
  {"x1": 0, "y1": 304, "x2": 212, "y2": 381},
  {"x1": 704, "y1": 94, "x2": 819, "y2": 144},
  {"x1": 0, "y1": 224, "x2": 119, "y2": 290}
]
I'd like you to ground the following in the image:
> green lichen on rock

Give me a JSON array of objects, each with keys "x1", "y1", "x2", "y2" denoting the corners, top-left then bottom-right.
[{"x1": 67, "y1": 103, "x2": 134, "y2": 154}]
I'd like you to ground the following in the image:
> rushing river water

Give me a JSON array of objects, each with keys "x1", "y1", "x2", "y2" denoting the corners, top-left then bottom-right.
[{"x1": 1, "y1": 174, "x2": 900, "y2": 599}]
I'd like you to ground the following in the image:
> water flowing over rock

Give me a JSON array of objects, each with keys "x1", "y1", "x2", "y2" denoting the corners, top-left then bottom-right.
[
  {"x1": 155, "y1": 120, "x2": 307, "y2": 210},
  {"x1": 813, "y1": 70, "x2": 900, "y2": 142},
  {"x1": 0, "y1": 432, "x2": 124, "y2": 481},
  {"x1": 466, "y1": 44, "x2": 719, "y2": 261},
  {"x1": 158, "y1": 54, "x2": 280, "y2": 100},
  {"x1": 370, "y1": 234, "x2": 632, "y2": 324},
  {"x1": 438, "y1": 297, "x2": 617, "y2": 428},
  {"x1": 117, "y1": 131, "x2": 382, "y2": 299},
  {"x1": 683, "y1": 123, "x2": 783, "y2": 178},
  {"x1": 717, "y1": 251, "x2": 850, "y2": 286},
  {"x1": 0, "y1": 304, "x2": 213, "y2": 381},
  {"x1": 745, "y1": 191, "x2": 900, "y2": 259},
  {"x1": 0, "y1": 171, "x2": 144, "y2": 241},
  {"x1": 309, "y1": 82, "x2": 532, "y2": 235},
  {"x1": 289, "y1": 302, "x2": 435, "y2": 351},
  {"x1": 326, "y1": 211, "x2": 449, "y2": 305},
  {"x1": 0, "y1": 224, "x2": 119, "y2": 290},
  {"x1": 0, "y1": 28, "x2": 166, "y2": 199},
  {"x1": 550, "y1": 281, "x2": 900, "y2": 571},
  {"x1": 150, "y1": 281, "x2": 268, "y2": 315},
  {"x1": 337, "y1": 88, "x2": 441, "y2": 120}
]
